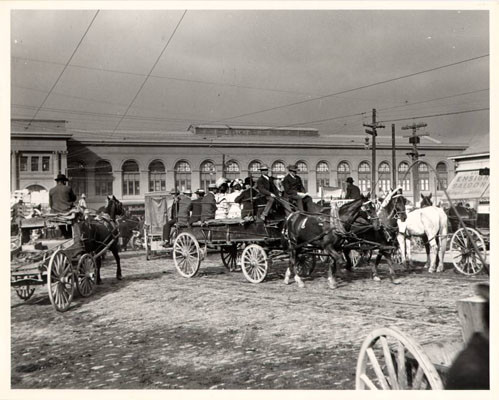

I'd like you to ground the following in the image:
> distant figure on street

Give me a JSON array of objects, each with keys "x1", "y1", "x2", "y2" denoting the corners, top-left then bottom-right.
[
  {"x1": 344, "y1": 177, "x2": 362, "y2": 200},
  {"x1": 78, "y1": 193, "x2": 87, "y2": 210}
]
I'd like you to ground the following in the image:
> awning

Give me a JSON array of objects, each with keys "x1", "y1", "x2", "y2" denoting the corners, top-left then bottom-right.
[{"x1": 446, "y1": 170, "x2": 489, "y2": 200}]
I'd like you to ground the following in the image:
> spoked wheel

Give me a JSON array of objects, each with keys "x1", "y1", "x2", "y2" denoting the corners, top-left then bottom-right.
[
  {"x1": 450, "y1": 228, "x2": 486, "y2": 275},
  {"x1": 296, "y1": 254, "x2": 316, "y2": 277},
  {"x1": 356, "y1": 326, "x2": 443, "y2": 390},
  {"x1": 76, "y1": 253, "x2": 97, "y2": 297},
  {"x1": 47, "y1": 249, "x2": 75, "y2": 312},
  {"x1": 221, "y1": 243, "x2": 242, "y2": 272},
  {"x1": 241, "y1": 244, "x2": 269, "y2": 283},
  {"x1": 14, "y1": 276, "x2": 35, "y2": 301},
  {"x1": 173, "y1": 232, "x2": 201, "y2": 278}
]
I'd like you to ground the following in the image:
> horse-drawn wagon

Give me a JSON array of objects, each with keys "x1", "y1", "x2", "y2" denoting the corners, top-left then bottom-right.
[{"x1": 11, "y1": 212, "x2": 98, "y2": 312}]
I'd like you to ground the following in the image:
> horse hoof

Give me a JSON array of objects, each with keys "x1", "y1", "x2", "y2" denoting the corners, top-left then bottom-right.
[
  {"x1": 328, "y1": 282, "x2": 338, "y2": 289},
  {"x1": 373, "y1": 276, "x2": 381, "y2": 282},
  {"x1": 97, "y1": 280, "x2": 102, "y2": 285},
  {"x1": 391, "y1": 279, "x2": 400, "y2": 285},
  {"x1": 283, "y1": 278, "x2": 290, "y2": 285},
  {"x1": 436, "y1": 267, "x2": 444, "y2": 273},
  {"x1": 428, "y1": 268, "x2": 435, "y2": 274},
  {"x1": 297, "y1": 281, "x2": 305, "y2": 288},
  {"x1": 117, "y1": 276, "x2": 123, "y2": 280}
]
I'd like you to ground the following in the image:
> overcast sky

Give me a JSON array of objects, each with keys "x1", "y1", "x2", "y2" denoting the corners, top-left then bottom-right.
[{"x1": 10, "y1": 9, "x2": 489, "y2": 145}]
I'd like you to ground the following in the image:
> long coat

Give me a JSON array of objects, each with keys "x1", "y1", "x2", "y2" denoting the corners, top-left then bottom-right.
[
  {"x1": 345, "y1": 184, "x2": 362, "y2": 200},
  {"x1": 282, "y1": 173, "x2": 305, "y2": 196},
  {"x1": 49, "y1": 184, "x2": 77, "y2": 212},
  {"x1": 256, "y1": 175, "x2": 279, "y2": 197},
  {"x1": 177, "y1": 195, "x2": 192, "y2": 225},
  {"x1": 201, "y1": 192, "x2": 216, "y2": 221}
]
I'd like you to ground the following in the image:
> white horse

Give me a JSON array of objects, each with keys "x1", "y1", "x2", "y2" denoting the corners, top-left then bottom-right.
[{"x1": 381, "y1": 190, "x2": 448, "y2": 272}]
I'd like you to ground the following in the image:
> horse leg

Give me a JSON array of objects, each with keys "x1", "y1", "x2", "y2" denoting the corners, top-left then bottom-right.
[
  {"x1": 397, "y1": 234, "x2": 410, "y2": 270},
  {"x1": 427, "y1": 237, "x2": 439, "y2": 273},
  {"x1": 371, "y1": 253, "x2": 382, "y2": 282},
  {"x1": 284, "y1": 252, "x2": 293, "y2": 285},
  {"x1": 343, "y1": 248, "x2": 353, "y2": 271},
  {"x1": 423, "y1": 235, "x2": 431, "y2": 270},
  {"x1": 437, "y1": 235, "x2": 447, "y2": 273},
  {"x1": 381, "y1": 250, "x2": 399, "y2": 284},
  {"x1": 111, "y1": 243, "x2": 122, "y2": 280},
  {"x1": 325, "y1": 246, "x2": 340, "y2": 289},
  {"x1": 293, "y1": 249, "x2": 305, "y2": 288}
]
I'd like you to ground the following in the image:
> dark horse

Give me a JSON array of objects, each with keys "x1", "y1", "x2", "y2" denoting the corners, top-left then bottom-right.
[
  {"x1": 283, "y1": 196, "x2": 376, "y2": 289},
  {"x1": 78, "y1": 196, "x2": 124, "y2": 284}
]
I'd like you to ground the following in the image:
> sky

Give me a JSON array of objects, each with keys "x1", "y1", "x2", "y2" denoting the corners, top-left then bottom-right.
[{"x1": 9, "y1": 8, "x2": 490, "y2": 145}]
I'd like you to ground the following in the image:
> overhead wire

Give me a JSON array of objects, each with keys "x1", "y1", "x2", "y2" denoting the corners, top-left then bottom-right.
[{"x1": 26, "y1": 11, "x2": 100, "y2": 128}]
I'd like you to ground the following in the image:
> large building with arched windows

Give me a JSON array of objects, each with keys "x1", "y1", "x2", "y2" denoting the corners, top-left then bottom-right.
[{"x1": 11, "y1": 119, "x2": 469, "y2": 211}]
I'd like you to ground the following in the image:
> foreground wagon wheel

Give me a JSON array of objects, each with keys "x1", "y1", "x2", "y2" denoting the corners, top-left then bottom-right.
[
  {"x1": 356, "y1": 326, "x2": 443, "y2": 390},
  {"x1": 173, "y1": 232, "x2": 201, "y2": 278},
  {"x1": 47, "y1": 249, "x2": 75, "y2": 312},
  {"x1": 221, "y1": 244, "x2": 241, "y2": 272},
  {"x1": 450, "y1": 228, "x2": 486, "y2": 276},
  {"x1": 76, "y1": 253, "x2": 97, "y2": 297},
  {"x1": 241, "y1": 244, "x2": 268, "y2": 283}
]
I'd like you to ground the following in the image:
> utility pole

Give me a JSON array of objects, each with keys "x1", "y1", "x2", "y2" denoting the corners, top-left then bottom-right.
[
  {"x1": 222, "y1": 153, "x2": 226, "y2": 178},
  {"x1": 391, "y1": 124, "x2": 396, "y2": 187},
  {"x1": 401, "y1": 122, "x2": 428, "y2": 206},
  {"x1": 363, "y1": 108, "x2": 385, "y2": 196}
]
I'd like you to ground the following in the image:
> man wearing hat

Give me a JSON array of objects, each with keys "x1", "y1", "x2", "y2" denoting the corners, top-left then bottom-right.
[
  {"x1": 282, "y1": 164, "x2": 307, "y2": 211},
  {"x1": 163, "y1": 189, "x2": 179, "y2": 246},
  {"x1": 344, "y1": 177, "x2": 362, "y2": 200},
  {"x1": 190, "y1": 189, "x2": 205, "y2": 224},
  {"x1": 235, "y1": 177, "x2": 259, "y2": 218},
  {"x1": 201, "y1": 184, "x2": 217, "y2": 222},
  {"x1": 177, "y1": 190, "x2": 193, "y2": 226},
  {"x1": 256, "y1": 164, "x2": 280, "y2": 221},
  {"x1": 49, "y1": 174, "x2": 77, "y2": 213}
]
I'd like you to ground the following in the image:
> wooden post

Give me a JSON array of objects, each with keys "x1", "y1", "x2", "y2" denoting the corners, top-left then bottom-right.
[{"x1": 456, "y1": 296, "x2": 487, "y2": 343}]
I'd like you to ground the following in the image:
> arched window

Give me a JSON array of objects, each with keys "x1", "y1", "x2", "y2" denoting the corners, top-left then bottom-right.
[
  {"x1": 95, "y1": 160, "x2": 113, "y2": 196},
  {"x1": 175, "y1": 161, "x2": 191, "y2": 192},
  {"x1": 316, "y1": 161, "x2": 329, "y2": 193},
  {"x1": 68, "y1": 160, "x2": 87, "y2": 197},
  {"x1": 436, "y1": 162, "x2": 448, "y2": 190},
  {"x1": 398, "y1": 162, "x2": 411, "y2": 191},
  {"x1": 200, "y1": 160, "x2": 216, "y2": 191},
  {"x1": 296, "y1": 161, "x2": 308, "y2": 191},
  {"x1": 418, "y1": 162, "x2": 430, "y2": 192},
  {"x1": 122, "y1": 160, "x2": 140, "y2": 196},
  {"x1": 337, "y1": 161, "x2": 350, "y2": 192},
  {"x1": 225, "y1": 160, "x2": 240, "y2": 181},
  {"x1": 26, "y1": 184, "x2": 46, "y2": 192},
  {"x1": 358, "y1": 162, "x2": 371, "y2": 193},
  {"x1": 248, "y1": 160, "x2": 262, "y2": 179},
  {"x1": 378, "y1": 162, "x2": 391, "y2": 193},
  {"x1": 271, "y1": 161, "x2": 286, "y2": 178},
  {"x1": 149, "y1": 160, "x2": 165, "y2": 192}
]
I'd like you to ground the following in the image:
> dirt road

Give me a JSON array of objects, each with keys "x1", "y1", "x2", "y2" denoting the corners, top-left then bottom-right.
[{"x1": 11, "y1": 251, "x2": 487, "y2": 389}]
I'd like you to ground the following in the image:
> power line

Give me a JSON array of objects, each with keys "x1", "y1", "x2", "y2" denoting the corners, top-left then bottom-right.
[
  {"x1": 26, "y1": 11, "x2": 100, "y2": 128},
  {"x1": 214, "y1": 54, "x2": 489, "y2": 123},
  {"x1": 110, "y1": 10, "x2": 187, "y2": 135},
  {"x1": 379, "y1": 108, "x2": 489, "y2": 123}
]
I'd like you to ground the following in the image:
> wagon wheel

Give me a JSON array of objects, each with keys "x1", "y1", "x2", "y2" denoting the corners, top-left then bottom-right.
[
  {"x1": 356, "y1": 326, "x2": 443, "y2": 390},
  {"x1": 14, "y1": 276, "x2": 35, "y2": 301},
  {"x1": 221, "y1": 243, "x2": 242, "y2": 272},
  {"x1": 450, "y1": 228, "x2": 486, "y2": 275},
  {"x1": 296, "y1": 254, "x2": 316, "y2": 277},
  {"x1": 241, "y1": 244, "x2": 269, "y2": 283},
  {"x1": 173, "y1": 232, "x2": 201, "y2": 278},
  {"x1": 76, "y1": 253, "x2": 97, "y2": 297},
  {"x1": 47, "y1": 249, "x2": 75, "y2": 312}
]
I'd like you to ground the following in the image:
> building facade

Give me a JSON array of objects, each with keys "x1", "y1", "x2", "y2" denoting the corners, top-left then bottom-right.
[{"x1": 11, "y1": 120, "x2": 468, "y2": 210}]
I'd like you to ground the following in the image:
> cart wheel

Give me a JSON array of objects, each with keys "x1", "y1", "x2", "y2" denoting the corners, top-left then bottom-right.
[
  {"x1": 47, "y1": 249, "x2": 75, "y2": 312},
  {"x1": 173, "y1": 232, "x2": 201, "y2": 278},
  {"x1": 15, "y1": 276, "x2": 36, "y2": 301},
  {"x1": 76, "y1": 253, "x2": 97, "y2": 297},
  {"x1": 241, "y1": 244, "x2": 268, "y2": 283},
  {"x1": 296, "y1": 254, "x2": 316, "y2": 277},
  {"x1": 356, "y1": 326, "x2": 443, "y2": 390},
  {"x1": 221, "y1": 244, "x2": 241, "y2": 272},
  {"x1": 450, "y1": 228, "x2": 486, "y2": 275}
]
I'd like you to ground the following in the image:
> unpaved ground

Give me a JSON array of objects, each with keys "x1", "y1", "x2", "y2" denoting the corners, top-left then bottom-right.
[{"x1": 11, "y1": 250, "x2": 488, "y2": 389}]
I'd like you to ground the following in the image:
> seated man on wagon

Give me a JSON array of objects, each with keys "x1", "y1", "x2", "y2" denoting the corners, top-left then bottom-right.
[
  {"x1": 282, "y1": 164, "x2": 314, "y2": 212},
  {"x1": 235, "y1": 177, "x2": 259, "y2": 218}
]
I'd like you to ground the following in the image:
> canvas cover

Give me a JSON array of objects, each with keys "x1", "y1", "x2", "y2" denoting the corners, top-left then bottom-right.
[{"x1": 144, "y1": 192, "x2": 174, "y2": 234}]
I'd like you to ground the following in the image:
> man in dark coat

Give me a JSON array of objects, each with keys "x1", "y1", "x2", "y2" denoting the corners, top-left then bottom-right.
[
  {"x1": 163, "y1": 189, "x2": 179, "y2": 246},
  {"x1": 256, "y1": 164, "x2": 280, "y2": 221},
  {"x1": 344, "y1": 177, "x2": 362, "y2": 200},
  {"x1": 235, "y1": 177, "x2": 259, "y2": 218},
  {"x1": 282, "y1": 164, "x2": 306, "y2": 211},
  {"x1": 49, "y1": 174, "x2": 77, "y2": 213},
  {"x1": 190, "y1": 189, "x2": 205, "y2": 224},
  {"x1": 177, "y1": 190, "x2": 193, "y2": 226},
  {"x1": 201, "y1": 184, "x2": 217, "y2": 222}
]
